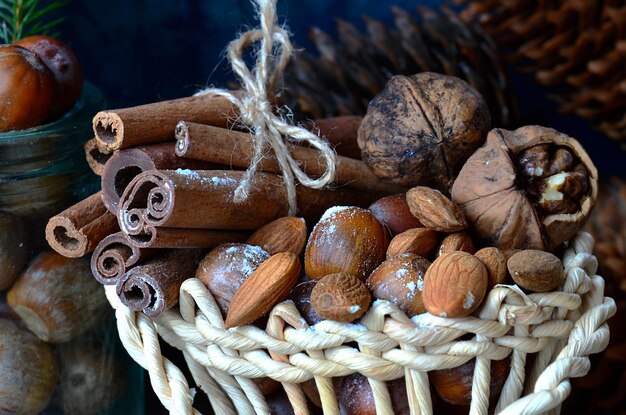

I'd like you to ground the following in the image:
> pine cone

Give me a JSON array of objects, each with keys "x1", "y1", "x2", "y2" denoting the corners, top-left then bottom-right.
[
  {"x1": 458, "y1": 0, "x2": 626, "y2": 142},
  {"x1": 585, "y1": 176, "x2": 626, "y2": 296},
  {"x1": 281, "y1": 6, "x2": 519, "y2": 128}
]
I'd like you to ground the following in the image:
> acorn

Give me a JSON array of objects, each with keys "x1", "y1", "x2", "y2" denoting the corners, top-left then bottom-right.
[{"x1": 0, "y1": 318, "x2": 59, "y2": 415}]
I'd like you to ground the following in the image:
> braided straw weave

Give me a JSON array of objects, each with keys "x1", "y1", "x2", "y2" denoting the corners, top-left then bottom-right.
[{"x1": 104, "y1": 232, "x2": 616, "y2": 415}]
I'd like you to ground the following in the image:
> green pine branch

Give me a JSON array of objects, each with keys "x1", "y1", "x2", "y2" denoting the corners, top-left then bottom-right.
[{"x1": 0, "y1": 0, "x2": 69, "y2": 44}]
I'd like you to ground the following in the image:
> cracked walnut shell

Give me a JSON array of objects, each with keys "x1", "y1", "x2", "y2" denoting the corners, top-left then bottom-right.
[
  {"x1": 357, "y1": 72, "x2": 491, "y2": 192},
  {"x1": 451, "y1": 126, "x2": 597, "y2": 252}
]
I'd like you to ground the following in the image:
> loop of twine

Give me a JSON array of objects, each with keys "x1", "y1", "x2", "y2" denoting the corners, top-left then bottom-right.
[{"x1": 196, "y1": 0, "x2": 336, "y2": 215}]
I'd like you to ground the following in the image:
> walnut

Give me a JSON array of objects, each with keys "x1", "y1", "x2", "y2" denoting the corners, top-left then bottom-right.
[
  {"x1": 451, "y1": 126, "x2": 598, "y2": 251},
  {"x1": 357, "y1": 72, "x2": 491, "y2": 192}
]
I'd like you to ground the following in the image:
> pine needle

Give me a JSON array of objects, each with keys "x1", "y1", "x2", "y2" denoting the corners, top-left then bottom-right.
[{"x1": 0, "y1": 0, "x2": 69, "y2": 44}]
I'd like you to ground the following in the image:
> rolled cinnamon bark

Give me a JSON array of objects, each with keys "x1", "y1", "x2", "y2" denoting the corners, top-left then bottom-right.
[
  {"x1": 101, "y1": 142, "x2": 221, "y2": 213},
  {"x1": 304, "y1": 116, "x2": 363, "y2": 159},
  {"x1": 124, "y1": 227, "x2": 249, "y2": 249},
  {"x1": 118, "y1": 169, "x2": 383, "y2": 237},
  {"x1": 90, "y1": 232, "x2": 156, "y2": 285},
  {"x1": 84, "y1": 138, "x2": 111, "y2": 176},
  {"x1": 93, "y1": 93, "x2": 239, "y2": 153},
  {"x1": 116, "y1": 249, "x2": 205, "y2": 317},
  {"x1": 174, "y1": 122, "x2": 403, "y2": 194},
  {"x1": 45, "y1": 192, "x2": 119, "y2": 258}
]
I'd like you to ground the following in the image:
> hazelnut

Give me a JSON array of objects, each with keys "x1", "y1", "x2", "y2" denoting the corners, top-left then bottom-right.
[
  {"x1": 368, "y1": 194, "x2": 423, "y2": 235},
  {"x1": 246, "y1": 216, "x2": 308, "y2": 256},
  {"x1": 451, "y1": 126, "x2": 597, "y2": 251},
  {"x1": 423, "y1": 252, "x2": 488, "y2": 318},
  {"x1": 507, "y1": 249, "x2": 565, "y2": 292},
  {"x1": 7, "y1": 252, "x2": 108, "y2": 343},
  {"x1": 437, "y1": 232, "x2": 476, "y2": 257},
  {"x1": 367, "y1": 253, "x2": 430, "y2": 317},
  {"x1": 0, "y1": 212, "x2": 29, "y2": 291},
  {"x1": 195, "y1": 243, "x2": 270, "y2": 315},
  {"x1": 304, "y1": 206, "x2": 389, "y2": 281},
  {"x1": 406, "y1": 186, "x2": 467, "y2": 233},
  {"x1": 288, "y1": 280, "x2": 323, "y2": 326},
  {"x1": 337, "y1": 373, "x2": 410, "y2": 415},
  {"x1": 0, "y1": 45, "x2": 55, "y2": 131},
  {"x1": 15, "y1": 35, "x2": 83, "y2": 118},
  {"x1": 474, "y1": 247, "x2": 509, "y2": 289},
  {"x1": 0, "y1": 318, "x2": 59, "y2": 414},
  {"x1": 357, "y1": 72, "x2": 491, "y2": 192},
  {"x1": 430, "y1": 357, "x2": 511, "y2": 405},
  {"x1": 310, "y1": 273, "x2": 371, "y2": 322},
  {"x1": 386, "y1": 227, "x2": 439, "y2": 260},
  {"x1": 57, "y1": 339, "x2": 126, "y2": 415}
]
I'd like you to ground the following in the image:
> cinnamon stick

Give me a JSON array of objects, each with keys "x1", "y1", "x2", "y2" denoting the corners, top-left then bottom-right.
[
  {"x1": 93, "y1": 93, "x2": 239, "y2": 153},
  {"x1": 45, "y1": 192, "x2": 119, "y2": 258},
  {"x1": 116, "y1": 249, "x2": 205, "y2": 317},
  {"x1": 101, "y1": 142, "x2": 222, "y2": 213},
  {"x1": 117, "y1": 169, "x2": 384, "y2": 237},
  {"x1": 123, "y1": 227, "x2": 249, "y2": 249},
  {"x1": 84, "y1": 138, "x2": 112, "y2": 176},
  {"x1": 304, "y1": 116, "x2": 363, "y2": 159},
  {"x1": 90, "y1": 232, "x2": 157, "y2": 285},
  {"x1": 174, "y1": 122, "x2": 403, "y2": 194}
]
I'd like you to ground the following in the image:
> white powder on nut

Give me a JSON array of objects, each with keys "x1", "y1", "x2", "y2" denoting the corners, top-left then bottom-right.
[
  {"x1": 406, "y1": 281, "x2": 416, "y2": 293},
  {"x1": 349, "y1": 305, "x2": 361, "y2": 314},
  {"x1": 463, "y1": 292, "x2": 475, "y2": 309}
]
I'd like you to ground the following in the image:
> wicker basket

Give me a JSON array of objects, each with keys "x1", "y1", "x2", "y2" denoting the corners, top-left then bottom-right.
[{"x1": 103, "y1": 232, "x2": 616, "y2": 415}]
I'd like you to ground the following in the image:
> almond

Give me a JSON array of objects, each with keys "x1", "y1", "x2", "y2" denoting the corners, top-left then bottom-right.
[
  {"x1": 195, "y1": 243, "x2": 270, "y2": 315},
  {"x1": 310, "y1": 273, "x2": 371, "y2": 322},
  {"x1": 437, "y1": 232, "x2": 475, "y2": 257},
  {"x1": 475, "y1": 247, "x2": 508, "y2": 289},
  {"x1": 246, "y1": 216, "x2": 307, "y2": 256},
  {"x1": 406, "y1": 186, "x2": 467, "y2": 232},
  {"x1": 423, "y1": 251, "x2": 487, "y2": 318},
  {"x1": 507, "y1": 249, "x2": 564, "y2": 292},
  {"x1": 386, "y1": 227, "x2": 439, "y2": 260},
  {"x1": 224, "y1": 252, "x2": 301, "y2": 328}
]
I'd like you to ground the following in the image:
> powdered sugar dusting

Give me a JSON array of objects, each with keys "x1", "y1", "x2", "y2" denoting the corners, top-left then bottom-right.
[
  {"x1": 463, "y1": 292, "x2": 475, "y2": 309},
  {"x1": 348, "y1": 305, "x2": 361, "y2": 314},
  {"x1": 320, "y1": 205, "x2": 352, "y2": 222}
]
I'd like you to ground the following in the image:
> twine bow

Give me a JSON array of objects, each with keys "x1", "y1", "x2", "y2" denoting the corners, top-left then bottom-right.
[{"x1": 196, "y1": 0, "x2": 337, "y2": 215}]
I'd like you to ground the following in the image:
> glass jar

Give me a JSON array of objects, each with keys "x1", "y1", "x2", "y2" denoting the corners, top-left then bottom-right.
[{"x1": 0, "y1": 82, "x2": 144, "y2": 415}]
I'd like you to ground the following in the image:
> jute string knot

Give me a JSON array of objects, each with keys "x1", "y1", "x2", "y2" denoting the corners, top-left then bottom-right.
[{"x1": 196, "y1": 0, "x2": 337, "y2": 215}]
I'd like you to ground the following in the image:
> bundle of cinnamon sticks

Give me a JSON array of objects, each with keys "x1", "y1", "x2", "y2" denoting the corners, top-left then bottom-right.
[{"x1": 46, "y1": 92, "x2": 401, "y2": 317}]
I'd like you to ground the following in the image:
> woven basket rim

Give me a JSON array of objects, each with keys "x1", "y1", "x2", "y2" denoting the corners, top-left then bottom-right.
[{"x1": 104, "y1": 231, "x2": 617, "y2": 415}]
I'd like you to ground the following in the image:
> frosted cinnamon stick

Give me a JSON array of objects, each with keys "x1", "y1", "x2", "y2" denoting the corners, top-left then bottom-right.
[
  {"x1": 124, "y1": 227, "x2": 248, "y2": 249},
  {"x1": 46, "y1": 192, "x2": 119, "y2": 258},
  {"x1": 93, "y1": 93, "x2": 239, "y2": 153},
  {"x1": 90, "y1": 232, "x2": 157, "y2": 285},
  {"x1": 101, "y1": 142, "x2": 222, "y2": 213},
  {"x1": 116, "y1": 249, "x2": 205, "y2": 317},
  {"x1": 304, "y1": 116, "x2": 363, "y2": 159},
  {"x1": 174, "y1": 122, "x2": 403, "y2": 194},
  {"x1": 118, "y1": 169, "x2": 382, "y2": 238},
  {"x1": 84, "y1": 138, "x2": 112, "y2": 176}
]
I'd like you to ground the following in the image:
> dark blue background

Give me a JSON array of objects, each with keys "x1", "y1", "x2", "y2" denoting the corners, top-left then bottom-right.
[{"x1": 58, "y1": 0, "x2": 624, "y2": 173}]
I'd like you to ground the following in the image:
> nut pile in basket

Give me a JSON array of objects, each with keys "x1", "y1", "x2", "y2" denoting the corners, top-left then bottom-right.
[{"x1": 43, "y1": 71, "x2": 607, "y2": 414}]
